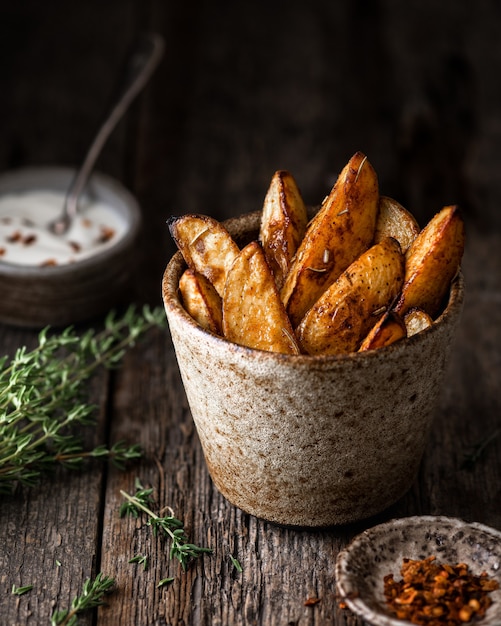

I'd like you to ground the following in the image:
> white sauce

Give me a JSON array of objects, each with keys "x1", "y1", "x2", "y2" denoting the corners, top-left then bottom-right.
[{"x1": 0, "y1": 190, "x2": 128, "y2": 267}]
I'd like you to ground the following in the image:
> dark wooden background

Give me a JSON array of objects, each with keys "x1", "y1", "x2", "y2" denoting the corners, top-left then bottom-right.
[{"x1": 0, "y1": 1, "x2": 500, "y2": 625}]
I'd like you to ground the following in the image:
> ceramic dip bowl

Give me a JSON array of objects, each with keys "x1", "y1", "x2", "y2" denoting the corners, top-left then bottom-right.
[
  {"x1": 162, "y1": 210, "x2": 464, "y2": 527},
  {"x1": 335, "y1": 516, "x2": 501, "y2": 626},
  {"x1": 0, "y1": 166, "x2": 141, "y2": 328}
]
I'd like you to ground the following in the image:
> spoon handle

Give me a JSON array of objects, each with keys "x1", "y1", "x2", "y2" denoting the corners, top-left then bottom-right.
[{"x1": 53, "y1": 33, "x2": 164, "y2": 234}]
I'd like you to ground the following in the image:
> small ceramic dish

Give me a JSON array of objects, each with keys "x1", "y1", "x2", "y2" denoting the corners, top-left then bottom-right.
[
  {"x1": 336, "y1": 516, "x2": 501, "y2": 626},
  {"x1": 0, "y1": 166, "x2": 141, "y2": 328}
]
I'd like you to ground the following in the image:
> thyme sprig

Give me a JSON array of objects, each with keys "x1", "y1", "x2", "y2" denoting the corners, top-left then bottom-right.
[
  {"x1": 0, "y1": 305, "x2": 166, "y2": 493},
  {"x1": 50, "y1": 573, "x2": 115, "y2": 626},
  {"x1": 461, "y1": 428, "x2": 501, "y2": 470},
  {"x1": 120, "y1": 479, "x2": 213, "y2": 570}
]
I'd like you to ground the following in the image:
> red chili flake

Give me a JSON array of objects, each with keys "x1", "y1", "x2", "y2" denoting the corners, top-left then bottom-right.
[
  {"x1": 0, "y1": 247, "x2": 5, "y2": 256},
  {"x1": 384, "y1": 556, "x2": 499, "y2": 626},
  {"x1": 82, "y1": 218, "x2": 92, "y2": 228},
  {"x1": 40, "y1": 259, "x2": 58, "y2": 267},
  {"x1": 304, "y1": 597, "x2": 321, "y2": 607},
  {"x1": 96, "y1": 225, "x2": 115, "y2": 244},
  {"x1": 69, "y1": 241, "x2": 81, "y2": 252}
]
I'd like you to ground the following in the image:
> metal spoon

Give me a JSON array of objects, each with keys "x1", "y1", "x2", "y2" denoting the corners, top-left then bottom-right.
[{"x1": 49, "y1": 33, "x2": 165, "y2": 235}]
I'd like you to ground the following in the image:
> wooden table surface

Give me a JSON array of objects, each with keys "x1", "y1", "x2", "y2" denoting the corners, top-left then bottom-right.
[{"x1": 1, "y1": 2, "x2": 500, "y2": 624}]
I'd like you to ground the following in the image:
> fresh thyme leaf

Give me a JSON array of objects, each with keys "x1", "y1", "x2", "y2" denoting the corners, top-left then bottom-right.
[
  {"x1": 157, "y1": 577, "x2": 174, "y2": 588},
  {"x1": 0, "y1": 305, "x2": 166, "y2": 494},
  {"x1": 120, "y1": 480, "x2": 212, "y2": 571},
  {"x1": 119, "y1": 477, "x2": 155, "y2": 518},
  {"x1": 229, "y1": 554, "x2": 243, "y2": 572},
  {"x1": 50, "y1": 573, "x2": 115, "y2": 626},
  {"x1": 11, "y1": 584, "x2": 34, "y2": 596},
  {"x1": 128, "y1": 554, "x2": 149, "y2": 571}
]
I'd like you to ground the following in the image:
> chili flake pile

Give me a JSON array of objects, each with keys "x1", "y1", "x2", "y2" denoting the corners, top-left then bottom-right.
[{"x1": 383, "y1": 556, "x2": 499, "y2": 626}]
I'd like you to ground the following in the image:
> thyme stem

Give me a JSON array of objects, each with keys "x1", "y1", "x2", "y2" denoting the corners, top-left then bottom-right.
[
  {"x1": 120, "y1": 488, "x2": 161, "y2": 520},
  {"x1": 461, "y1": 428, "x2": 501, "y2": 470},
  {"x1": 120, "y1": 481, "x2": 212, "y2": 571},
  {"x1": 0, "y1": 305, "x2": 166, "y2": 493}
]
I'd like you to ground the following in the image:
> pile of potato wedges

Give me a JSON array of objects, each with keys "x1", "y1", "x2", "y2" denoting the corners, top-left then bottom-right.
[{"x1": 168, "y1": 152, "x2": 465, "y2": 356}]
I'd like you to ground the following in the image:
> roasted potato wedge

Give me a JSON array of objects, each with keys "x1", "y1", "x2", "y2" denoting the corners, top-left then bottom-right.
[
  {"x1": 281, "y1": 152, "x2": 379, "y2": 327},
  {"x1": 222, "y1": 241, "x2": 300, "y2": 354},
  {"x1": 374, "y1": 195, "x2": 420, "y2": 253},
  {"x1": 404, "y1": 307, "x2": 433, "y2": 337},
  {"x1": 168, "y1": 214, "x2": 240, "y2": 297},
  {"x1": 179, "y1": 269, "x2": 223, "y2": 335},
  {"x1": 296, "y1": 237, "x2": 404, "y2": 355},
  {"x1": 358, "y1": 311, "x2": 406, "y2": 352},
  {"x1": 259, "y1": 170, "x2": 308, "y2": 290},
  {"x1": 168, "y1": 154, "x2": 464, "y2": 357},
  {"x1": 393, "y1": 205, "x2": 465, "y2": 317}
]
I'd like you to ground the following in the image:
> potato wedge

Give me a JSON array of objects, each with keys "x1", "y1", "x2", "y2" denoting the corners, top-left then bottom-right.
[
  {"x1": 374, "y1": 195, "x2": 420, "y2": 253},
  {"x1": 259, "y1": 170, "x2": 308, "y2": 290},
  {"x1": 358, "y1": 311, "x2": 406, "y2": 352},
  {"x1": 281, "y1": 152, "x2": 379, "y2": 327},
  {"x1": 393, "y1": 205, "x2": 465, "y2": 318},
  {"x1": 168, "y1": 214, "x2": 240, "y2": 297},
  {"x1": 179, "y1": 269, "x2": 223, "y2": 335},
  {"x1": 222, "y1": 241, "x2": 300, "y2": 354},
  {"x1": 404, "y1": 307, "x2": 433, "y2": 337},
  {"x1": 296, "y1": 237, "x2": 404, "y2": 355}
]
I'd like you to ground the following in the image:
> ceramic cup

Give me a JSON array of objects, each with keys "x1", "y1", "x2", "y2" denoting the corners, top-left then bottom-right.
[{"x1": 162, "y1": 211, "x2": 464, "y2": 527}]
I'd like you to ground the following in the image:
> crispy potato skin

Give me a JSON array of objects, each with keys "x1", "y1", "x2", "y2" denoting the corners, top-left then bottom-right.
[
  {"x1": 374, "y1": 196, "x2": 420, "y2": 253},
  {"x1": 167, "y1": 157, "x2": 465, "y2": 356},
  {"x1": 296, "y1": 237, "x2": 404, "y2": 355},
  {"x1": 259, "y1": 170, "x2": 308, "y2": 290},
  {"x1": 281, "y1": 152, "x2": 379, "y2": 327},
  {"x1": 168, "y1": 214, "x2": 240, "y2": 297},
  {"x1": 393, "y1": 205, "x2": 465, "y2": 318},
  {"x1": 222, "y1": 241, "x2": 300, "y2": 354},
  {"x1": 358, "y1": 311, "x2": 406, "y2": 352},
  {"x1": 404, "y1": 307, "x2": 433, "y2": 337},
  {"x1": 179, "y1": 269, "x2": 223, "y2": 335}
]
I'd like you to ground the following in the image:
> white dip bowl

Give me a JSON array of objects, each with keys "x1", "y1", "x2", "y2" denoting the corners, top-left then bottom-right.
[{"x1": 0, "y1": 166, "x2": 141, "y2": 327}]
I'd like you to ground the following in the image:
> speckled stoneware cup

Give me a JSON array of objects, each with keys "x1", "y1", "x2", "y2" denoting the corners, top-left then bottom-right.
[{"x1": 162, "y1": 211, "x2": 464, "y2": 527}]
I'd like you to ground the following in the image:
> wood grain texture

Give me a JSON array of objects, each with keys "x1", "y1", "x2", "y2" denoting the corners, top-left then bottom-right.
[{"x1": 0, "y1": 0, "x2": 500, "y2": 624}]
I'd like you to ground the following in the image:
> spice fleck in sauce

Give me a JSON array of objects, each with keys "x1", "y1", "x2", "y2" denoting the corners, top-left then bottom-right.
[{"x1": 0, "y1": 190, "x2": 128, "y2": 267}]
